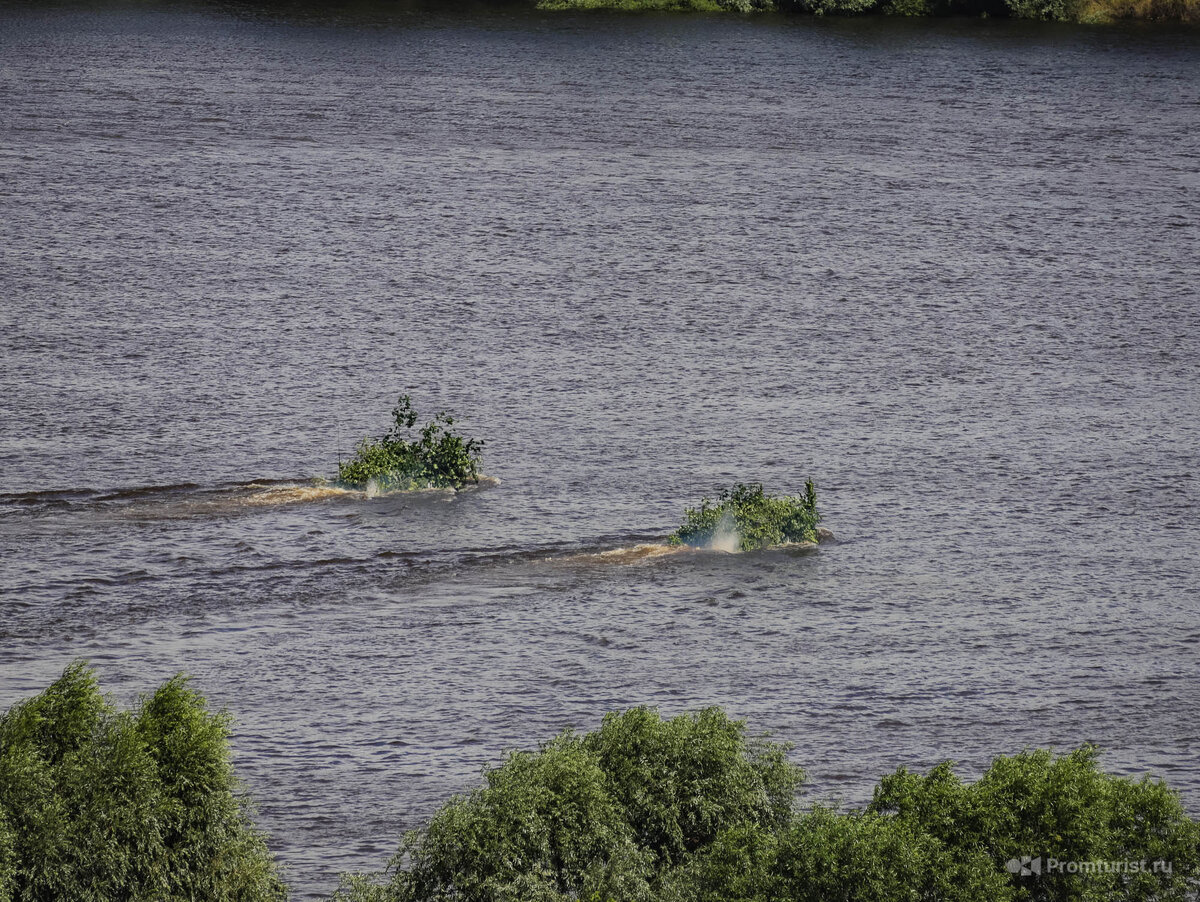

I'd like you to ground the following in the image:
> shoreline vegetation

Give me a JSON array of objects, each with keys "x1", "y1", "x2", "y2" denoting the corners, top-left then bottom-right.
[
  {"x1": 534, "y1": 0, "x2": 1196, "y2": 23},
  {"x1": 19, "y1": 0, "x2": 1187, "y2": 27},
  {"x1": 4, "y1": 668, "x2": 1199, "y2": 902}
]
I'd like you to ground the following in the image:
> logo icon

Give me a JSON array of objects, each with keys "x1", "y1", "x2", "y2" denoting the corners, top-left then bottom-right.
[{"x1": 1006, "y1": 856, "x2": 1042, "y2": 876}]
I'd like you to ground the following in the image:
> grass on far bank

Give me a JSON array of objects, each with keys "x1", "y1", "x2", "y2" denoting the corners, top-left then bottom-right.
[
  {"x1": 536, "y1": 0, "x2": 1197, "y2": 23},
  {"x1": 539, "y1": 0, "x2": 727, "y2": 10},
  {"x1": 1073, "y1": 0, "x2": 1196, "y2": 21}
]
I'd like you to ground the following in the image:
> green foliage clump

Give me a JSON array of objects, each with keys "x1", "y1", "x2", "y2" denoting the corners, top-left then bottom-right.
[
  {"x1": 774, "y1": 0, "x2": 879, "y2": 13},
  {"x1": 393, "y1": 735, "x2": 651, "y2": 902},
  {"x1": 685, "y1": 808, "x2": 1009, "y2": 902},
  {"x1": 536, "y1": 0, "x2": 776, "y2": 11},
  {"x1": 532, "y1": 0, "x2": 1194, "y2": 20},
  {"x1": 869, "y1": 746, "x2": 1200, "y2": 902},
  {"x1": 1003, "y1": 0, "x2": 1078, "y2": 18},
  {"x1": 335, "y1": 719, "x2": 1200, "y2": 902},
  {"x1": 337, "y1": 396, "x2": 483, "y2": 492},
  {"x1": 882, "y1": 0, "x2": 937, "y2": 15},
  {"x1": 712, "y1": 0, "x2": 778, "y2": 10},
  {"x1": 579, "y1": 708, "x2": 804, "y2": 866},
  {"x1": 0, "y1": 663, "x2": 286, "y2": 902},
  {"x1": 668, "y1": 481, "x2": 820, "y2": 552},
  {"x1": 336, "y1": 707, "x2": 803, "y2": 902},
  {"x1": 532, "y1": 0, "x2": 1195, "y2": 21},
  {"x1": 537, "y1": 0, "x2": 726, "y2": 10}
]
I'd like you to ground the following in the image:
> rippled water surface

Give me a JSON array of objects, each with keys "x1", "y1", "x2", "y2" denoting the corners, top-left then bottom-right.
[{"x1": 2, "y1": 4, "x2": 1199, "y2": 897}]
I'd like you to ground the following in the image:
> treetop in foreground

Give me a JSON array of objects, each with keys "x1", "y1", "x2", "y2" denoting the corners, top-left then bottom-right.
[
  {"x1": 333, "y1": 712, "x2": 1200, "y2": 902},
  {"x1": 0, "y1": 663, "x2": 286, "y2": 902},
  {"x1": 4, "y1": 669, "x2": 1197, "y2": 902}
]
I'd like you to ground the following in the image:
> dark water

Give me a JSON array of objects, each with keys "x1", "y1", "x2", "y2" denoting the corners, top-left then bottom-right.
[{"x1": 2, "y1": 2, "x2": 1199, "y2": 896}]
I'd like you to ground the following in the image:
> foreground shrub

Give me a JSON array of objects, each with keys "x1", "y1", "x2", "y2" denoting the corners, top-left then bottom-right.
[
  {"x1": 340, "y1": 708, "x2": 803, "y2": 902},
  {"x1": 395, "y1": 735, "x2": 652, "y2": 902},
  {"x1": 580, "y1": 708, "x2": 803, "y2": 866},
  {"x1": 685, "y1": 810, "x2": 1010, "y2": 902},
  {"x1": 0, "y1": 663, "x2": 286, "y2": 902},
  {"x1": 336, "y1": 715, "x2": 1199, "y2": 902},
  {"x1": 870, "y1": 747, "x2": 1200, "y2": 902},
  {"x1": 337, "y1": 396, "x2": 483, "y2": 491},
  {"x1": 668, "y1": 481, "x2": 820, "y2": 551}
]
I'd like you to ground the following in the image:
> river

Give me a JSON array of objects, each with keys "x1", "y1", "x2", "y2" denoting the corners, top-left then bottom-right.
[{"x1": 1, "y1": 4, "x2": 1198, "y2": 897}]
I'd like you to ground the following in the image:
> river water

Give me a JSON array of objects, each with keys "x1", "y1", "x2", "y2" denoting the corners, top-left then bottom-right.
[{"x1": 1, "y1": 3, "x2": 1198, "y2": 897}]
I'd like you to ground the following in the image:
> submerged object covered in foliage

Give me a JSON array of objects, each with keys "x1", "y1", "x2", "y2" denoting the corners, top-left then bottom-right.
[
  {"x1": 668, "y1": 481, "x2": 822, "y2": 552},
  {"x1": 337, "y1": 395, "x2": 484, "y2": 492}
]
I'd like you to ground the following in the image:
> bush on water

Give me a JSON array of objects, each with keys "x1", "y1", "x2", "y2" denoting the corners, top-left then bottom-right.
[
  {"x1": 333, "y1": 710, "x2": 1200, "y2": 902},
  {"x1": 0, "y1": 663, "x2": 286, "y2": 902},
  {"x1": 668, "y1": 481, "x2": 821, "y2": 551},
  {"x1": 337, "y1": 395, "x2": 484, "y2": 492}
]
